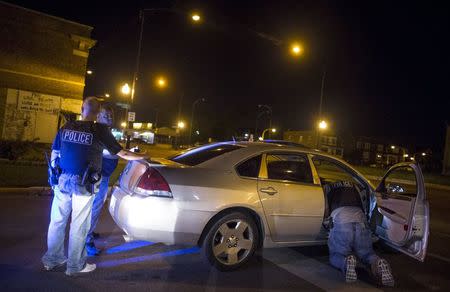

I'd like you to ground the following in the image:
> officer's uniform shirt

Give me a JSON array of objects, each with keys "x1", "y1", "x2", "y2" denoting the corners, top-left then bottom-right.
[{"x1": 52, "y1": 121, "x2": 122, "y2": 176}]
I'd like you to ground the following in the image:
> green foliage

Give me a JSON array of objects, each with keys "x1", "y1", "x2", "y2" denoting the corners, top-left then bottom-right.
[{"x1": 0, "y1": 140, "x2": 49, "y2": 161}]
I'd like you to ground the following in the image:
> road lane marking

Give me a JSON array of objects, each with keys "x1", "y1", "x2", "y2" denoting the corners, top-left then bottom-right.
[
  {"x1": 427, "y1": 252, "x2": 450, "y2": 264},
  {"x1": 433, "y1": 231, "x2": 450, "y2": 238},
  {"x1": 263, "y1": 248, "x2": 382, "y2": 291}
]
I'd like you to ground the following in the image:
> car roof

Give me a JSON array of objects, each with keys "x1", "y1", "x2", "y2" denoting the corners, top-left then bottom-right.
[
  {"x1": 261, "y1": 139, "x2": 310, "y2": 148},
  {"x1": 195, "y1": 141, "x2": 319, "y2": 167},
  {"x1": 171, "y1": 140, "x2": 374, "y2": 189}
]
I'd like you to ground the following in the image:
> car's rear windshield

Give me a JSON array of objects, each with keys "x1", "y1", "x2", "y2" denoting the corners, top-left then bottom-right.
[{"x1": 170, "y1": 144, "x2": 242, "y2": 166}]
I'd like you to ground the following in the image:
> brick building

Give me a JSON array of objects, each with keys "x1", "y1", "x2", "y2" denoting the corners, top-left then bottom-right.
[
  {"x1": 283, "y1": 130, "x2": 344, "y2": 158},
  {"x1": 350, "y1": 136, "x2": 409, "y2": 167},
  {"x1": 0, "y1": 1, "x2": 95, "y2": 143}
]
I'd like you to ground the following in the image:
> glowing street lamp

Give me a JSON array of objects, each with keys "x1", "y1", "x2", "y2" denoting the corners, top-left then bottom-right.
[
  {"x1": 290, "y1": 43, "x2": 303, "y2": 57},
  {"x1": 316, "y1": 120, "x2": 328, "y2": 149},
  {"x1": 120, "y1": 122, "x2": 127, "y2": 128},
  {"x1": 86, "y1": 70, "x2": 93, "y2": 75},
  {"x1": 191, "y1": 13, "x2": 201, "y2": 22},
  {"x1": 121, "y1": 83, "x2": 131, "y2": 95},
  {"x1": 156, "y1": 76, "x2": 167, "y2": 89},
  {"x1": 104, "y1": 93, "x2": 110, "y2": 98},
  {"x1": 177, "y1": 121, "x2": 185, "y2": 129},
  {"x1": 318, "y1": 120, "x2": 328, "y2": 130}
]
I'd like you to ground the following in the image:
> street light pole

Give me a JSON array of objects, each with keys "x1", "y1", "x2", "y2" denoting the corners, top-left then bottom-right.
[
  {"x1": 256, "y1": 104, "x2": 272, "y2": 138},
  {"x1": 189, "y1": 98, "x2": 206, "y2": 145},
  {"x1": 261, "y1": 128, "x2": 276, "y2": 140},
  {"x1": 319, "y1": 69, "x2": 326, "y2": 119}
]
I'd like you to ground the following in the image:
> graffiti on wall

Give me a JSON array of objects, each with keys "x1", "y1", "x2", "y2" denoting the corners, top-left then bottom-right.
[{"x1": 1, "y1": 89, "x2": 81, "y2": 143}]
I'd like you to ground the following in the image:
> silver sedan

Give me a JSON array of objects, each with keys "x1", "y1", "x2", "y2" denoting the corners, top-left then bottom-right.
[{"x1": 109, "y1": 142, "x2": 429, "y2": 271}]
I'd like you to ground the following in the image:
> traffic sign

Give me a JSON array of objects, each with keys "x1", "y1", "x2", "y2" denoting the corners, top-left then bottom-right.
[{"x1": 128, "y1": 111, "x2": 135, "y2": 122}]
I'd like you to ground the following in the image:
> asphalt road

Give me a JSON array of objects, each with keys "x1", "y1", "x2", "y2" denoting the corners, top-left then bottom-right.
[{"x1": 1, "y1": 187, "x2": 450, "y2": 291}]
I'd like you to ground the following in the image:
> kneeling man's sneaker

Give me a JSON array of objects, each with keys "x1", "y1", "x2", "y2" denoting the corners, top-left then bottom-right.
[
  {"x1": 65, "y1": 263, "x2": 96, "y2": 276},
  {"x1": 44, "y1": 259, "x2": 67, "y2": 271},
  {"x1": 345, "y1": 255, "x2": 357, "y2": 283},
  {"x1": 374, "y1": 258, "x2": 394, "y2": 287}
]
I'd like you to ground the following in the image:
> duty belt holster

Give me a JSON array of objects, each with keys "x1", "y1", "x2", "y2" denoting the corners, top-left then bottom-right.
[{"x1": 81, "y1": 165, "x2": 101, "y2": 194}]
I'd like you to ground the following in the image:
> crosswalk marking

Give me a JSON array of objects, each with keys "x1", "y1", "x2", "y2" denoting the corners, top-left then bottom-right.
[
  {"x1": 428, "y1": 252, "x2": 450, "y2": 264},
  {"x1": 263, "y1": 248, "x2": 382, "y2": 291}
]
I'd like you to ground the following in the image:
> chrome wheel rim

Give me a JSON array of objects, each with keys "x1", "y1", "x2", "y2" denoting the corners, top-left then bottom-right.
[{"x1": 212, "y1": 219, "x2": 254, "y2": 266}]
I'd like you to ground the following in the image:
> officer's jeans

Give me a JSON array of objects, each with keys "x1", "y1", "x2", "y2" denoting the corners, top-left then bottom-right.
[
  {"x1": 42, "y1": 186, "x2": 95, "y2": 274},
  {"x1": 328, "y1": 222, "x2": 379, "y2": 273},
  {"x1": 86, "y1": 176, "x2": 110, "y2": 245}
]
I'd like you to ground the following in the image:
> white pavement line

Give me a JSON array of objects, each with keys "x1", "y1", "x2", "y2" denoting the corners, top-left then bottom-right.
[
  {"x1": 434, "y1": 231, "x2": 450, "y2": 239},
  {"x1": 263, "y1": 248, "x2": 381, "y2": 292},
  {"x1": 427, "y1": 252, "x2": 450, "y2": 264}
]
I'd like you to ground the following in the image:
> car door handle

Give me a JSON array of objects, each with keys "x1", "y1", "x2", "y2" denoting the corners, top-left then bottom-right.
[{"x1": 260, "y1": 187, "x2": 278, "y2": 195}]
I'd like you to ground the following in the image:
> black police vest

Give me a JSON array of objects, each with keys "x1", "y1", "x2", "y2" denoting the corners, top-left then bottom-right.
[
  {"x1": 326, "y1": 182, "x2": 364, "y2": 213},
  {"x1": 59, "y1": 121, "x2": 103, "y2": 175}
]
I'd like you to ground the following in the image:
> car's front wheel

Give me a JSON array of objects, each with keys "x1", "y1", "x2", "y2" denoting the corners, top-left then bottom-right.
[{"x1": 202, "y1": 211, "x2": 259, "y2": 271}]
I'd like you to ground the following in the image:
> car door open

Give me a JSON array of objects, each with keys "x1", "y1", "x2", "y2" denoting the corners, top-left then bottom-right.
[{"x1": 372, "y1": 162, "x2": 429, "y2": 261}]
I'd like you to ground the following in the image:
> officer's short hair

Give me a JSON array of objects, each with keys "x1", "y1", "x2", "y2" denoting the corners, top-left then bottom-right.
[
  {"x1": 100, "y1": 103, "x2": 114, "y2": 114},
  {"x1": 82, "y1": 97, "x2": 101, "y2": 116}
]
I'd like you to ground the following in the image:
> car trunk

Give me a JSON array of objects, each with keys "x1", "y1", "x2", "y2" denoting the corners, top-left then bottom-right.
[{"x1": 118, "y1": 158, "x2": 182, "y2": 193}]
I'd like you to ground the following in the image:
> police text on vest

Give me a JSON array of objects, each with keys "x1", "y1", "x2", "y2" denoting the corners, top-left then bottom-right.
[{"x1": 62, "y1": 130, "x2": 93, "y2": 145}]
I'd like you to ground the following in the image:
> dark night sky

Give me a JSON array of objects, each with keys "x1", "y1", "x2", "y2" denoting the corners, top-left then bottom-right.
[{"x1": 7, "y1": 0, "x2": 450, "y2": 151}]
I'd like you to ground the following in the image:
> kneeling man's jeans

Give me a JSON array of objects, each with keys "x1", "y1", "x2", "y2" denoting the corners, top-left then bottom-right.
[{"x1": 328, "y1": 222, "x2": 379, "y2": 272}]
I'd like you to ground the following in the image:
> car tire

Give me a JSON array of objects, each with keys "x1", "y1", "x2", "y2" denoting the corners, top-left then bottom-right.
[{"x1": 202, "y1": 211, "x2": 259, "y2": 271}]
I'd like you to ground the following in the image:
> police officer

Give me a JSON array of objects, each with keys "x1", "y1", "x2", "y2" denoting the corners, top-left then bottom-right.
[
  {"x1": 325, "y1": 181, "x2": 394, "y2": 286},
  {"x1": 86, "y1": 104, "x2": 118, "y2": 256},
  {"x1": 42, "y1": 97, "x2": 145, "y2": 276}
]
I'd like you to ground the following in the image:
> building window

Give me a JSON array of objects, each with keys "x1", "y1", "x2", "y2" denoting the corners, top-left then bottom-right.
[
  {"x1": 357, "y1": 141, "x2": 362, "y2": 149},
  {"x1": 299, "y1": 135, "x2": 303, "y2": 142},
  {"x1": 377, "y1": 144, "x2": 383, "y2": 152},
  {"x1": 363, "y1": 151, "x2": 370, "y2": 161},
  {"x1": 364, "y1": 143, "x2": 371, "y2": 150}
]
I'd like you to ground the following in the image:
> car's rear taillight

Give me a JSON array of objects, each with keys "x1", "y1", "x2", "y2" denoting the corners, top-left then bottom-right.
[{"x1": 134, "y1": 167, "x2": 172, "y2": 198}]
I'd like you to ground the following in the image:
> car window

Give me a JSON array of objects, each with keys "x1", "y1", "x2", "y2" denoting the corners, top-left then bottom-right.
[
  {"x1": 266, "y1": 153, "x2": 313, "y2": 184},
  {"x1": 312, "y1": 156, "x2": 362, "y2": 186},
  {"x1": 171, "y1": 144, "x2": 242, "y2": 166},
  {"x1": 236, "y1": 155, "x2": 262, "y2": 178},
  {"x1": 384, "y1": 166, "x2": 417, "y2": 196}
]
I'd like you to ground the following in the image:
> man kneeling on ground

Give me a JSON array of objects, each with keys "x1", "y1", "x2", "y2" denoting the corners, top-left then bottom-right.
[{"x1": 325, "y1": 180, "x2": 394, "y2": 287}]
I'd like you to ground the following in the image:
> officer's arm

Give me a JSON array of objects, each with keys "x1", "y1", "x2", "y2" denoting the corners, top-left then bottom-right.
[{"x1": 116, "y1": 149, "x2": 147, "y2": 161}]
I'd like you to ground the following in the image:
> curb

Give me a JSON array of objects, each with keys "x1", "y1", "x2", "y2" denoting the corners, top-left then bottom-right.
[{"x1": 0, "y1": 186, "x2": 51, "y2": 195}]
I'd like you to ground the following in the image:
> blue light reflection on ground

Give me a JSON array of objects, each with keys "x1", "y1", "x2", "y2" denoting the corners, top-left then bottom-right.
[
  {"x1": 98, "y1": 247, "x2": 201, "y2": 268},
  {"x1": 105, "y1": 240, "x2": 155, "y2": 254}
]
